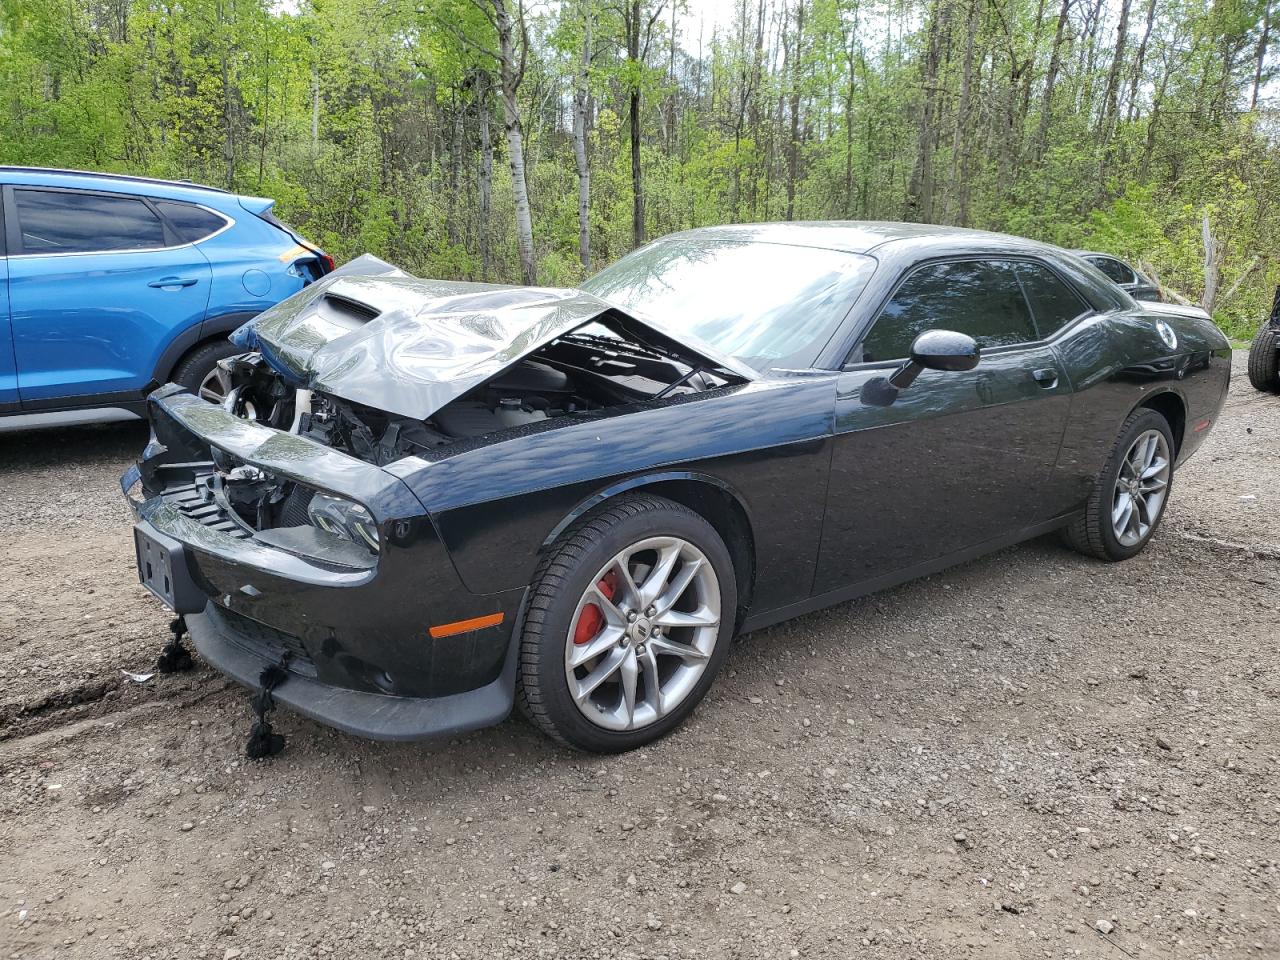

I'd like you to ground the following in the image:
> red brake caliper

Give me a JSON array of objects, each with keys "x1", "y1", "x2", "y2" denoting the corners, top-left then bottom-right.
[{"x1": 574, "y1": 570, "x2": 620, "y2": 645}]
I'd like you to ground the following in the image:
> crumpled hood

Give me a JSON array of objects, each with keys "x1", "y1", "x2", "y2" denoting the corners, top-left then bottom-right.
[{"x1": 231, "y1": 254, "x2": 753, "y2": 421}]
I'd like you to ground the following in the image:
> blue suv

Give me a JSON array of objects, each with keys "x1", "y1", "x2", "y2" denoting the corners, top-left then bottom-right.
[{"x1": 0, "y1": 167, "x2": 331, "y2": 425}]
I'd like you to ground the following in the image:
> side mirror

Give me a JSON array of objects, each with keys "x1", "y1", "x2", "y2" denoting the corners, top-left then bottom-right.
[
  {"x1": 860, "y1": 330, "x2": 980, "y2": 407},
  {"x1": 888, "y1": 329, "x2": 980, "y2": 388}
]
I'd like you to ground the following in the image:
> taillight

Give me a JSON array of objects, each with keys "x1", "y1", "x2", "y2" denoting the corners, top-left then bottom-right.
[{"x1": 319, "y1": 252, "x2": 335, "y2": 273}]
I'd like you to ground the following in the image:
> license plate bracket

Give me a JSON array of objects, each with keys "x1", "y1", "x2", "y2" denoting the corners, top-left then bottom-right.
[{"x1": 133, "y1": 522, "x2": 206, "y2": 614}]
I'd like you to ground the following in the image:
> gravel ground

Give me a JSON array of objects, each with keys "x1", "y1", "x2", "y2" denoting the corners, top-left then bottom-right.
[{"x1": 1, "y1": 352, "x2": 1277, "y2": 960}]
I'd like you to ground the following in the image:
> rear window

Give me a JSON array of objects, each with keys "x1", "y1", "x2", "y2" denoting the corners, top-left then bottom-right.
[
  {"x1": 153, "y1": 200, "x2": 228, "y2": 243},
  {"x1": 14, "y1": 189, "x2": 166, "y2": 254}
]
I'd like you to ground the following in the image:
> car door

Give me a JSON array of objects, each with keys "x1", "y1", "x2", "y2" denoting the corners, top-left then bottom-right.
[
  {"x1": 813, "y1": 257, "x2": 1076, "y2": 594},
  {"x1": 3, "y1": 186, "x2": 212, "y2": 406},
  {"x1": 0, "y1": 197, "x2": 16, "y2": 410}
]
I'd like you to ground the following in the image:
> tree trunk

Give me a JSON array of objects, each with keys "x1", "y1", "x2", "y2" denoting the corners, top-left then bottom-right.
[
  {"x1": 1201, "y1": 213, "x2": 1218, "y2": 313},
  {"x1": 310, "y1": 59, "x2": 320, "y2": 151},
  {"x1": 1100, "y1": 0, "x2": 1131, "y2": 135},
  {"x1": 477, "y1": 73, "x2": 494, "y2": 280},
  {"x1": 493, "y1": 0, "x2": 536, "y2": 284},
  {"x1": 258, "y1": 49, "x2": 270, "y2": 189},
  {"x1": 627, "y1": 0, "x2": 645, "y2": 247},
  {"x1": 950, "y1": 0, "x2": 978, "y2": 224},
  {"x1": 1032, "y1": 0, "x2": 1071, "y2": 165},
  {"x1": 1100, "y1": 0, "x2": 1131, "y2": 154},
  {"x1": 447, "y1": 96, "x2": 462, "y2": 247},
  {"x1": 907, "y1": 0, "x2": 947, "y2": 221},
  {"x1": 1125, "y1": 0, "x2": 1157, "y2": 122},
  {"x1": 785, "y1": 0, "x2": 805, "y2": 221},
  {"x1": 1097, "y1": 0, "x2": 1132, "y2": 185},
  {"x1": 573, "y1": 2, "x2": 593, "y2": 269},
  {"x1": 219, "y1": 0, "x2": 236, "y2": 189},
  {"x1": 843, "y1": 59, "x2": 856, "y2": 215},
  {"x1": 1253, "y1": 0, "x2": 1272, "y2": 110}
]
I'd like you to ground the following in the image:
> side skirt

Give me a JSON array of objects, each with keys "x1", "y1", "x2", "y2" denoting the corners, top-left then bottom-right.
[
  {"x1": 738, "y1": 512, "x2": 1077, "y2": 635},
  {"x1": 0, "y1": 406, "x2": 143, "y2": 432}
]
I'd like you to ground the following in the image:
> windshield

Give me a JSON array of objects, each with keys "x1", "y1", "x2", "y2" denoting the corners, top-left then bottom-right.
[{"x1": 581, "y1": 236, "x2": 876, "y2": 371}]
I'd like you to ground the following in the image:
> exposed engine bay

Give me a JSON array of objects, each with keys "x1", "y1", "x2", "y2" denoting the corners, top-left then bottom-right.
[
  {"x1": 220, "y1": 320, "x2": 734, "y2": 465},
  {"x1": 194, "y1": 318, "x2": 741, "y2": 561}
]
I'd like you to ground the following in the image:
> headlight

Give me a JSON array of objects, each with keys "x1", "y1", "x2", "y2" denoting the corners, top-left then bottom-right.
[{"x1": 307, "y1": 492, "x2": 380, "y2": 552}]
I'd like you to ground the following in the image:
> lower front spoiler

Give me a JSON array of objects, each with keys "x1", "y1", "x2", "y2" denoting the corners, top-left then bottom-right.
[{"x1": 187, "y1": 603, "x2": 519, "y2": 742}]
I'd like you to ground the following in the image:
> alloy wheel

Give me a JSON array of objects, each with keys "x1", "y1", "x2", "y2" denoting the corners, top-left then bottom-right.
[
  {"x1": 1112, "y1": 429, "x2": 1171, "y2": 547},
  {"x1": 564, "y1": 536, "x2": 721, "y2": 732},
  {"x1": 198, "y1": 364, "x2": 233, "y2": 404}
]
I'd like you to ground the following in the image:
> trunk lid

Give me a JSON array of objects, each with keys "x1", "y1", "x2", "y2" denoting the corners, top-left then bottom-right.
[{"x1": 1140, "y1": 300, "x2": 1212, "y2": 322}]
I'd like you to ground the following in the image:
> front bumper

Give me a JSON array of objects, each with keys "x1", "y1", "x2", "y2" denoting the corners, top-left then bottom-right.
[
  {"x1": 186, "y1": 602, "x2": 519, "y2": 741},
  {"x1": 123, "y1": 385, "x2": 525, "y2": 740}
]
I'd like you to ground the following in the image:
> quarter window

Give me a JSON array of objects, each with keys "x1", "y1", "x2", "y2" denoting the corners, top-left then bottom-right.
[
  {"x1": 1014, "y1": 261, "x2": 1089, "y2": 337},
  {"x1": 857, "y1": 259, "x2": 1038, "y2": 363},
  {"x1": 153, "y1": 200, "x2": 228, "y2": 243},
  {"x1": 14, "y1": 189, "x2": 167, "y2": 254}
]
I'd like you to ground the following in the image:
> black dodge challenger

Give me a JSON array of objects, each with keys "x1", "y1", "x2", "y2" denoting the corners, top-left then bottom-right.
[{"x1": 123, "y1": 222, "x2": 1231, "y2": 753}]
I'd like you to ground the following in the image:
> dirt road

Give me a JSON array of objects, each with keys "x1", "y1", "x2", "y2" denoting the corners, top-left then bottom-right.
[{"x1": 2, "y1": 353, "x2": 1277, "y2": 959}]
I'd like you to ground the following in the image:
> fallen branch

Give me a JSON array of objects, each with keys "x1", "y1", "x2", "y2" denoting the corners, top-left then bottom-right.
[
  {"x1": 1138, "y1": 260, "x2": 1194, "y2": 306},
  {"x1": 1217, "y1": 255, "x2": 1266, "y2": 308}
]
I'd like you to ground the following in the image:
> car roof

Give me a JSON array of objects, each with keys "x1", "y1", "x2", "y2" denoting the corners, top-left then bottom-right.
[
  {"x1": 0, "y1": 166, "x2": 234, "y2": 206},
  {"x1": 657, "y1": 220, "x2": 1065, "y2": 258},
  {"x1": 1071, "y1": 250, "x2": 1125, "y2": 260}
]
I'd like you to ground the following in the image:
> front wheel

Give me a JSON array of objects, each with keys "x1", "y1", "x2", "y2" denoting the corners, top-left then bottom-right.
[
  {"x1": 1062, "y1": 408, "x2": 1175, "y2": 561},
  {"x1": 516, "y1": 495, "x2": 737, "y2": 753}
]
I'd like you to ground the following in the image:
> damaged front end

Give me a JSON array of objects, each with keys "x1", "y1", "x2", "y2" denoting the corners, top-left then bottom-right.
[
  {"x1": 218, "y1": 256, "x2": 752, "y2": 467},
  {"x1": 122, "y1": 258, "x2": 752, "y2": 746},
  {"x1": 122, "y1": 383, "x2": 514, "y2": 743}
]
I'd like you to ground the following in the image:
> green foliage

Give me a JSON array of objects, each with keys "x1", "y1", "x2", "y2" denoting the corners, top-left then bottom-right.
[{"x1": 1, "y1": 0, "x2": 1277, "y2": 336}]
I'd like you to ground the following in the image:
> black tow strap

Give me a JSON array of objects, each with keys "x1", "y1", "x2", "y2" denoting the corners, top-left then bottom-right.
[
  {"x1": 156, "y1": 617, "x2": 194, "y2": 673},
  {"x1": 245, "y1": 658, "x2": 290, "y2": 760}
]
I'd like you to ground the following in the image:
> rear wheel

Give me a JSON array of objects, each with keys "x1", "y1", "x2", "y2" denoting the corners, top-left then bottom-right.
[
  {"x1": 1063, "y1": 408, "x2": 1174, "y2": 561},
  {"x1": 172, "y1": 340, "x2": 244, "y2": 404},
  {"x1": 516, "y1": 495, "x2": 736, "y2": 753},
  {"x1": 1247, "y1": 325, "x2": 1280, "y2": 392}
]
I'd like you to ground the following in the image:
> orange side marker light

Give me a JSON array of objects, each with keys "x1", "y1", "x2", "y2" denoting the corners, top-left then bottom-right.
[{"x1": 428, "y1": 612, "x2": 505, "y2": 639}]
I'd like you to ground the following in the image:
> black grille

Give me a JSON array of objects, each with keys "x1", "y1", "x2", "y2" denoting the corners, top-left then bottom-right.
[
  {"x1": 211, "y1": 605, "x2": 318, "y2": 678},
  {"x1": 166, "y1": 478, "x2": 252, "y2": 539}
]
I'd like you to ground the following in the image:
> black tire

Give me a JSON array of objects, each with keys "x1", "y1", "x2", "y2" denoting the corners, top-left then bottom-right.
[
  {"x1": 171, "y1": 340, "x2": 243, "y2": 401},
  {"x1": 1247, "y1": 325, "x2": 1280, "y2": 392},
  {"x1": 1062, "y1": 408, "x2": 1175, "y2": 561},
  {"x1": 516, "y1": 494, "x2": 737, "y2": 753}
]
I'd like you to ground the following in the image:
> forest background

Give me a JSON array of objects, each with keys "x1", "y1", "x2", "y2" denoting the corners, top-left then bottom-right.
[{"x1": 2, "y1": 0, "x2": 1277, "y2": 337}]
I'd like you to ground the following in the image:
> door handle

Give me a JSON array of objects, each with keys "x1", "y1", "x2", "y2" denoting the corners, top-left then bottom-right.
[
  {"x1": 148, "y1": 276, "x2": 199, "y2": 288},
  {"x1": 1032, "y1": 368, "x2": 1059, "y2": 388}
]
